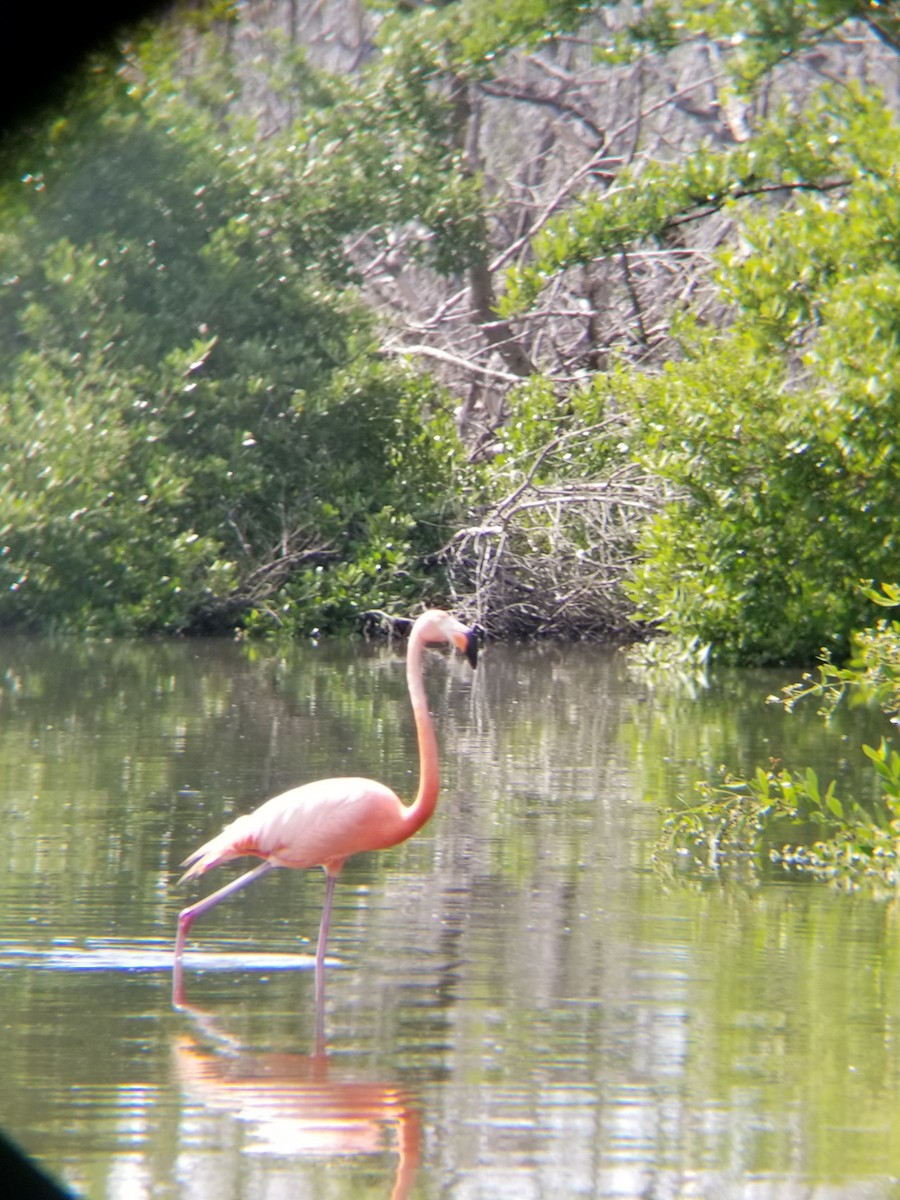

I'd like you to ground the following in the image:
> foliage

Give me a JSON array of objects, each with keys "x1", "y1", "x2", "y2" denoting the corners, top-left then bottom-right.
[
  {"x1": 0, "y1": 44, "x2": 463, "y2": 636},
  {"x1": 371, "y1": 0, "x2": 594, "y2": 73},
  {"x1": 5, "y1": 0, "x2": 900, "y2": 651},
  {"x1": 609, "y1": 0, "x2": 900, "y2": 85},
  {"x1": 610, "y1": 90, "x2": 900, "y2": 665},
  {"x1": 655, "y1": 585, "x2": 900, "y2": 892},
  {"x1": 500, "y1": 98, "x2": 852, "y2": 318},
  {"x1": 4, "y1": 1, "x2": 606, "y2": 641},
  {"x1": 480, "y1": 0, "x2": 900, "y2": 659},
  {"x1": 656, "y1": 741, "x2": 900, "y2": 894},
  {"x1": 775, "y1": 583, "x2": 900, "y2": 717}
]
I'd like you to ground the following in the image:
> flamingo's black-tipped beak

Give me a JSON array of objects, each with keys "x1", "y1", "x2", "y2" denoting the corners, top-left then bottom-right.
[{"x1": 463, "y1": 630, "x2": 479, "y2": 670}]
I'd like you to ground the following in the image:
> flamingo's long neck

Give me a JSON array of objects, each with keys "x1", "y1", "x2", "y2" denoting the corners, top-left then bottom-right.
[{"x1": 401, "y1": 627, "x2": 440, "y2": 837}]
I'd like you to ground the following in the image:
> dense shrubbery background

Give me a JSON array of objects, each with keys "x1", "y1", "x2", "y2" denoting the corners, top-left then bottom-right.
[
  {"x1": 2, "y1": 0, "x2": 900, "y2": 660},
  {"x1": 0, "y1": 62, "x2": 464, "y2": 635}
]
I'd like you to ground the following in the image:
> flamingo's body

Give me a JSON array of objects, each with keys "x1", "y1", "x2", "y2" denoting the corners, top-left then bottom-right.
[
  {"x1": 173, "y1": 609, "x2": 478, "y2": 1013},
  {"x1": 180, "y1": 775, "x2": 426, "y2": 879}
]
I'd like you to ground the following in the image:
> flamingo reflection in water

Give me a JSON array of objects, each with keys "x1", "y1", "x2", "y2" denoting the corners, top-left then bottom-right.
[
  {"x1": 173, "y1": 1001, "x2": 420, "y2": 1200},
  {"x1": 173, "y1": 608, "x2": 478, "y2": 1036}
]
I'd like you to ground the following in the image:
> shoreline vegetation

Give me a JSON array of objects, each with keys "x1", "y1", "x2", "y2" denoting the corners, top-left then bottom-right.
[{"x1": 653, "y1": 585, "x2": 900, "y2": 894}]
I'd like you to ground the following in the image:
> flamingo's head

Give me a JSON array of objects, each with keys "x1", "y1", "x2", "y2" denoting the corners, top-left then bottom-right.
[{"x1": 414, "y1": 609, "x2": 479, "y2": 669}]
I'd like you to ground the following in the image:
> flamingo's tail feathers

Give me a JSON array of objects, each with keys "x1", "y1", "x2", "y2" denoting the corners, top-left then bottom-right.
[
  {"x1": 178, "y1": 847, "x2": 220, "y2": 885},
  {"x1": 178, "y1": 817, "x2": 257, "y2": 885}
]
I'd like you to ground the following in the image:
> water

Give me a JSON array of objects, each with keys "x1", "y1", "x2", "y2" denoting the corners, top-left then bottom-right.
[{"x1": 0, "y1": 634, "x2": 898, "y2": 1199}]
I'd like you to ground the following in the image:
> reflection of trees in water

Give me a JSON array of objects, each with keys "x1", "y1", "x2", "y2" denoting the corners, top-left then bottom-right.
[{"x1": 0, "y1": 637, "x2": 417, "y2": 904}]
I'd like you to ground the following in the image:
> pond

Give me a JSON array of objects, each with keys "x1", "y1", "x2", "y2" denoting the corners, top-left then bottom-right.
[{"x1": 1, "y1": 632, "x2": 899, "y2": 1199}]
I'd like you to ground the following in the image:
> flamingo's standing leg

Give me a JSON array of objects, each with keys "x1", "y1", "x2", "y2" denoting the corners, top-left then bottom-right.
[{"x1": 315, "y1": 870, "x2": 339, "y2": 1046}]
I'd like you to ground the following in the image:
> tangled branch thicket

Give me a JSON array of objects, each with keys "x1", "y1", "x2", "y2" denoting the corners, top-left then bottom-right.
[{"x1": 442, "y1": 419, "x2": 664, "y2": 639}]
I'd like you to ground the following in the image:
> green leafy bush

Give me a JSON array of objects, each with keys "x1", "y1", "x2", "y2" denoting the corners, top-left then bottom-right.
[
  {"x1": 0, "y1": 50, "x2": 462, "y2": 636},
  {"x1": 621, "y1": 91, "x2": 900, "y2": 664}
]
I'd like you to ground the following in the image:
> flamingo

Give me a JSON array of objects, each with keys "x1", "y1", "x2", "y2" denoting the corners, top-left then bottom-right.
[{"x1": 173, "y1": 609, "x2": 478, "y2": 1016}]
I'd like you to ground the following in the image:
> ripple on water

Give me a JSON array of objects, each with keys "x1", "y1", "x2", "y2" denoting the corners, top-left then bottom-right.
[{"x1": 0, "y1": 938, "x2": 319, "y2": 973}]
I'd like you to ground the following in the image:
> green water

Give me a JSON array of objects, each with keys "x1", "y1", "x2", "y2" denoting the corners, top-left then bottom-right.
[{"x1": 0, "y1": 634, "x2": 898, "y2": 1199}]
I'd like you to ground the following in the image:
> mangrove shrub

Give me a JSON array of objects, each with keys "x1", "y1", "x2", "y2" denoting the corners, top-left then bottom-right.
[{"x1": 0, "y1": 50, "x2": 461, "y2": 635}]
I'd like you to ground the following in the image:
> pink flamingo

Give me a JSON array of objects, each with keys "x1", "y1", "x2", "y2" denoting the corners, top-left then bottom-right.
[{"x1": 173, "y1": 609, "x2": 478, "y2": 1017}]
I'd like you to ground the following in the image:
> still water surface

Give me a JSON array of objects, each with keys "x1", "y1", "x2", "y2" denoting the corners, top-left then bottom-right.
[{"x1": 1, "y1": 634, "x2": 899, "y2": 1199}]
